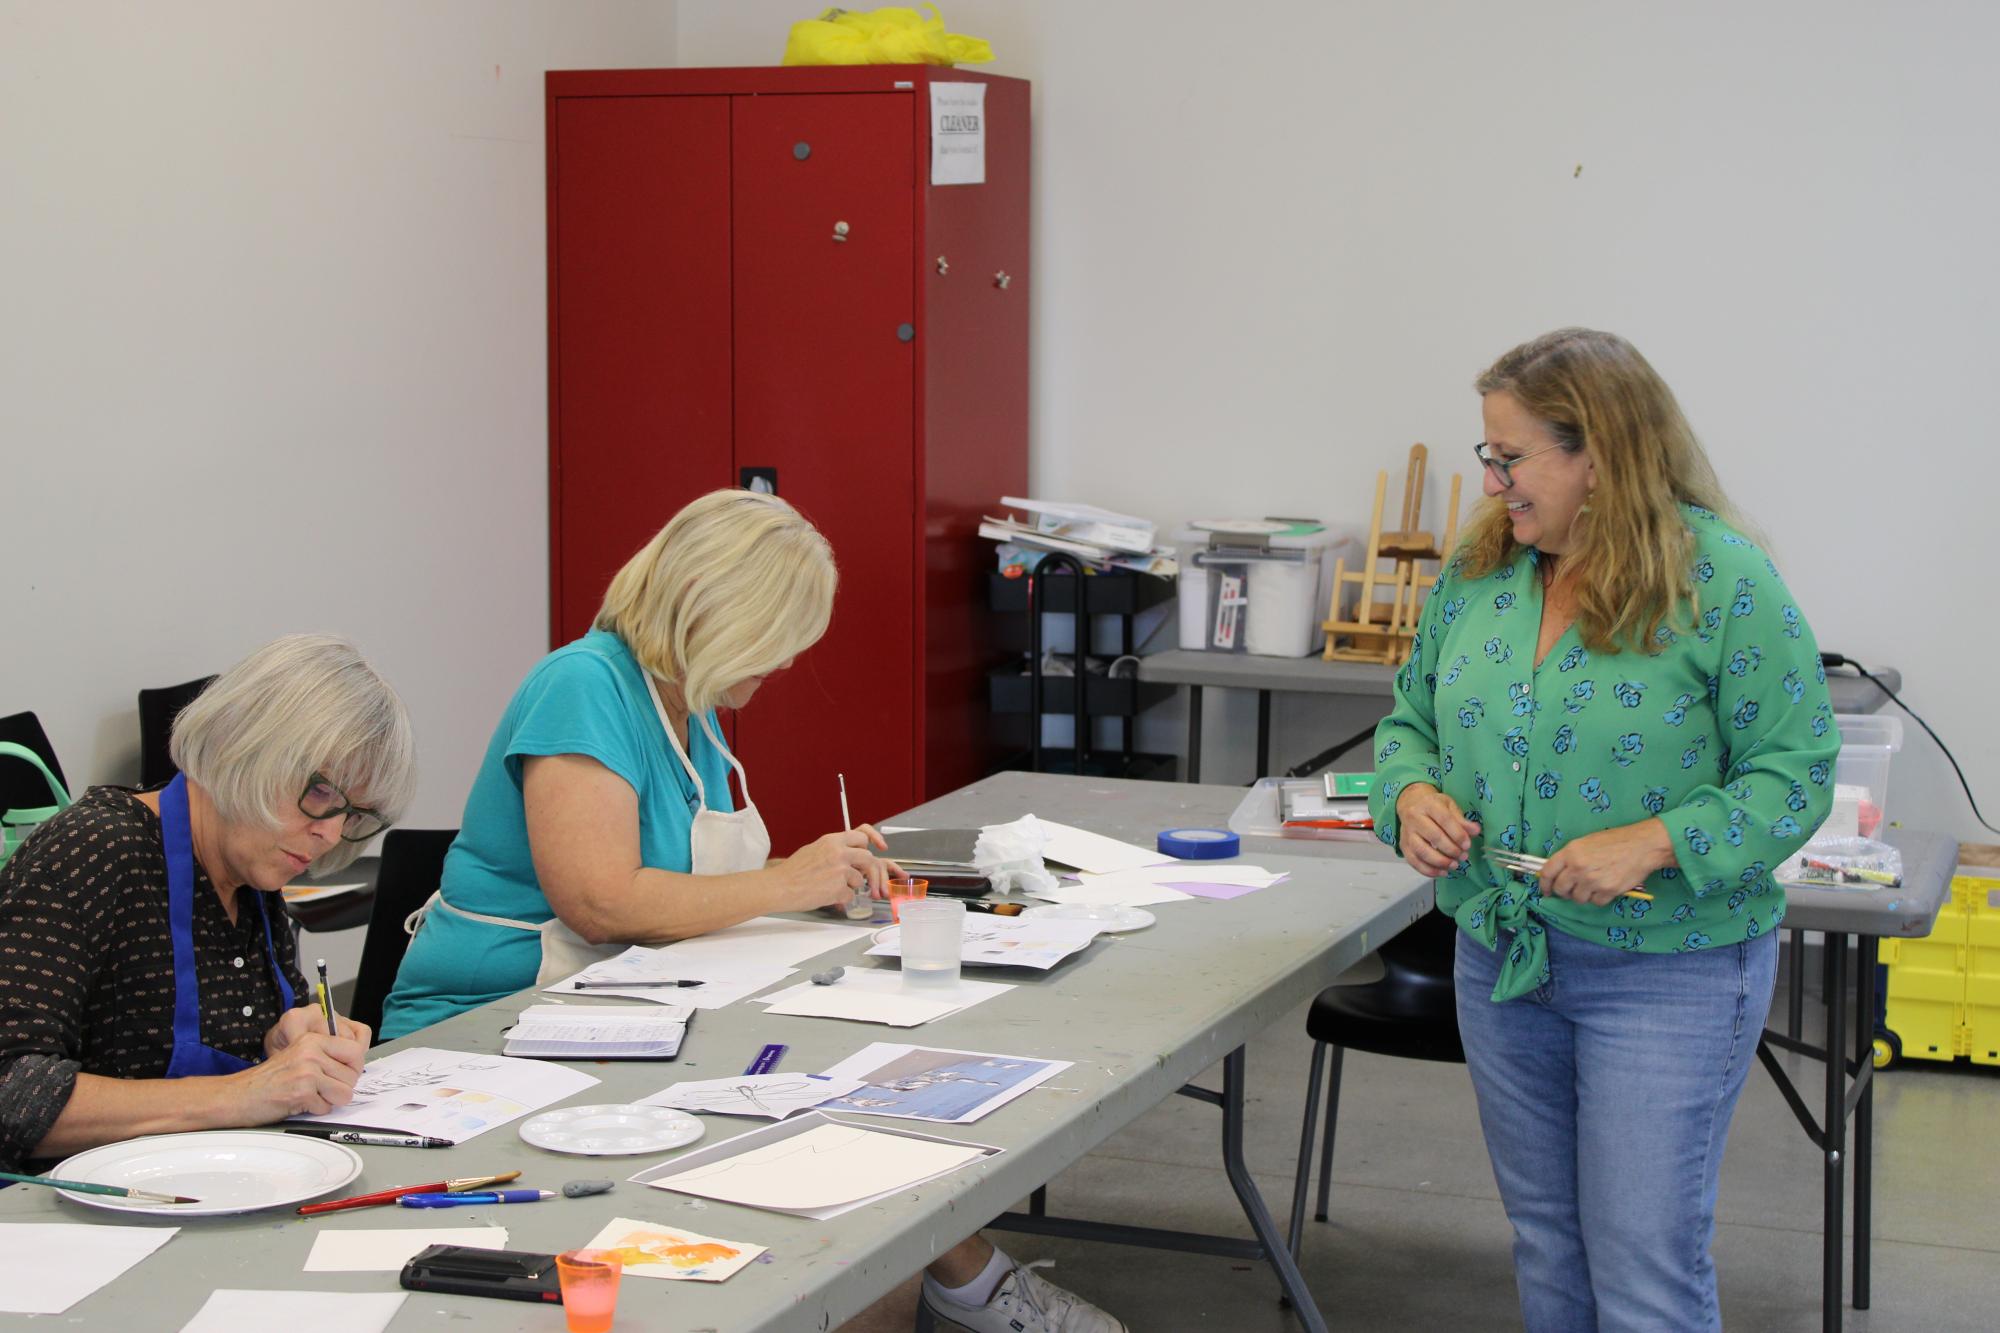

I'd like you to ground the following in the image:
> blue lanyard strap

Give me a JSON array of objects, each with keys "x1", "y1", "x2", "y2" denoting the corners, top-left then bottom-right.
[{"x1": 160, "y1": 776, "x2": 297, "y2": 1054}]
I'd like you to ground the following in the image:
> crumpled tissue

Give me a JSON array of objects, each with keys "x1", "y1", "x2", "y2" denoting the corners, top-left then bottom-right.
[{"x1": 973, "y1": 814, "x2": 1057, "y2": 897}]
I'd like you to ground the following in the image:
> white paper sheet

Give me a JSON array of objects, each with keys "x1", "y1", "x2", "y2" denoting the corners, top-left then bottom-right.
[
  {"x1": 929, "y1": 81, "x2": 987, "y2": 185},
  {"x1": 816, "y1": 1043, "x2": 1072, "y2": 1123},
  {"x1": 640, "y1": 1073, "x2": 865, "y2": 1119},
  {"x1": 280, "y1": 880, "x2": 368, "y2": 904},
  {"x1": 543, "y1": 944, "x2": 796, "y2": 1009},
  {"x1": 580, "y1": 1216, "x2": 766, "y2": 1281},
  {"x1": 1034, "y1": 820, "x2": 1178, "y2": 874},
  {"x1": 303, "y1": 1226, "x2": 507, "y2": 1272},
  {"x1": 1094, "y1": 863, "x2": 1285, "y2": 887},
  {"x1": 1034, "y1": 878, "x2": 1192, "y2": 908},
  {"x1": 644, "y1": 1121, "x2": 987, "y2": 1213},
  {"x1": 867, "y1": 916, "x2": 1104, "y2": 970},
  {"x1": 0, "y1": 1222, "x2": 176, "y2": 1315},
  {"x1": 180, "y1": 1290, "x2": 406, "y2": 1333},
  {"x1": 756, "y1": 968, "x2": 1012, "y2": 1026},
  {"x1": 287, "y1": 1046, "x2": 598, "y2": 1143},
  {"x1": 652, "y1": 917, "x2": 874, "y2": 971}
]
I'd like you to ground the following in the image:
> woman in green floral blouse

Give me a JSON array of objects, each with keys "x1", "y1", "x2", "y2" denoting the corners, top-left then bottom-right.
[{"x1": 1369, "y1": 328, "x2": 1838, "y2": 1331}]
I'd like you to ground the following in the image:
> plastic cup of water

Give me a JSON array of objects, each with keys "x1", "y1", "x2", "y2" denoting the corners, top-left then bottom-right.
[
  {"x1": 897, "y1": 898, "x2": 964, "y2": 988},
  {"x1": 557, "y1": 1250, "x2": 622, "y2": 1333},
  {"x1": 888, "y1": 876, "x2": 929, "y2": 921}
]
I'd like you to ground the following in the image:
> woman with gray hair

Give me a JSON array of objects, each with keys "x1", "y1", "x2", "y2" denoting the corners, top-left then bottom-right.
[{"x1": 0, "y1": 634, "x2": 415, "y2": 1171}]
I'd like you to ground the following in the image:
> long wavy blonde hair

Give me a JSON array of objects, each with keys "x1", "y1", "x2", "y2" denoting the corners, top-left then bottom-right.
[{"x1": 1459, "y1": 328, "x2": 1736, "y2": 653}]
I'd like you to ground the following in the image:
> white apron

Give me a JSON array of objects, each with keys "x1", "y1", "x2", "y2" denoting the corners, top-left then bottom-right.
[{"x1": 409, "y1": 675, "x2": 771, "y2": 986}]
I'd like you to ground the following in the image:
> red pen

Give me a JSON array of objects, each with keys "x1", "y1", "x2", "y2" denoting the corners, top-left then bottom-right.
[{"x1": 296, "y1": 1171, "x2": 521, "y2": 1216}]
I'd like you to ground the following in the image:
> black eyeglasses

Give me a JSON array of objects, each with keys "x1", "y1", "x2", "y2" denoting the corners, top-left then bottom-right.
[
  {"x1": 299, "y1": 774, "x2": 388, "y2": 842},
  {"x1": 1472, "y1": 440, "x2": 1568, "y2": 488}
]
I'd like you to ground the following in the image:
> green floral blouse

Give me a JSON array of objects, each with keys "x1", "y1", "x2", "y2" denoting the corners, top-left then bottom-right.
[{"x1": 1368, "y1": 505, "x2": 1840, "y2": 1002}]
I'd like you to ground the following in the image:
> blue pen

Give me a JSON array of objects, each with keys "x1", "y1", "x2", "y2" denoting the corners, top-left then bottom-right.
[{"x1": 399, "y1": 1189, "x2": 555, "y2": 1208}]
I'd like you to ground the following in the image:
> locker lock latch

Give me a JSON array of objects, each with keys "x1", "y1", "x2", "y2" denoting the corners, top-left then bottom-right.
[
  {"x1": 936, "y1": 255, "x2": 950, "y2": 275},
  {"x1": 994, "y1": 271, "x2": 1012, "y2": 290},
  {"x1": 832, "y1": 220, "x2": 850, "y2": 243}
]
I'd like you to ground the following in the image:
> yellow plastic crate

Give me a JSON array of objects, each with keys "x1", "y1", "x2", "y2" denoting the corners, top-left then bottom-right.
[
  {"x1": 1961, "y1": 874, "x2": 2000, "y2": 1066},
  {"x1": 1883, "y1": 881, "x2": 1972, "y2": 1063}
]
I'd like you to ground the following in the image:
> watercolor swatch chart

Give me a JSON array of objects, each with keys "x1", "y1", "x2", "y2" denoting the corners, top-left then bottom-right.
[{"x1": 286, "y1": 1047, "x2": 598, "y2": 1143}]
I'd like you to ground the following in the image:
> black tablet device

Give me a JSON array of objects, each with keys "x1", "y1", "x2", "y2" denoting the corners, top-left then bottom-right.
[{"x1": 401, "y1": 1244, "x2": 563, "y2": 1304}]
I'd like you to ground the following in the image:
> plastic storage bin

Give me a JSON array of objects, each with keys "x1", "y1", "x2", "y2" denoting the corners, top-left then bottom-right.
[
  {"x1": 1177, "y1": 528, "x2": 1351, "y2": 657},
  {"x1": 1830, "y1": 712, "x2": 1904, "y2": 838}
]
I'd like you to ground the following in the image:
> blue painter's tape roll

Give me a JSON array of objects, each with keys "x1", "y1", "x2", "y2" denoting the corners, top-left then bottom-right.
[{"x1": 1158, "y1": 828, "x2": 1241, "y2": 859}]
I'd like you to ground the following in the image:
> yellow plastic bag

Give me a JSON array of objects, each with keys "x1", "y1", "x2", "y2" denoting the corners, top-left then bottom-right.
[{"x1": 782, "y1": 5, "x2": 993, "y2": 67}]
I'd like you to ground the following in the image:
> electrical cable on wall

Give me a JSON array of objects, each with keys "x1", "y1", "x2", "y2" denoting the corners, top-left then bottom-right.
[{"x1": 1822, "y1": 653, "x2": 1999, "y2": 837}]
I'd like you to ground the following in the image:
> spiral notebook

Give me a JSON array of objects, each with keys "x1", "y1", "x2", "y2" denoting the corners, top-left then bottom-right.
[{"x1": 502, "y1": 1005, "x2": 693, "y2": 1060}]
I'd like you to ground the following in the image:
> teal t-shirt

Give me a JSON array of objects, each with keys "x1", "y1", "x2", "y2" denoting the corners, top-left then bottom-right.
[
  {"x1": 380, "y1": 630, "x2": 736, "y2": 1040},
  {"x1": 1367, "y1": 505, "x2": 1840, "y2": 1002}
]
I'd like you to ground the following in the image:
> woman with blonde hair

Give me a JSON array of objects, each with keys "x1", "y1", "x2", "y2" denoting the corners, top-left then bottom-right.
[
  {"x1": 1369, "y1": 329, "x2": 1840, "y2": 1330},
  {"x1": 381, "y1": 489, "x2": 891, "y2": 1036},
  {"x1": 0, "y1": 634, "x2": 414, "y2": 1169},
  {"x1": 381, "y1": 490, "x2": 1130, "y2": 1333}
]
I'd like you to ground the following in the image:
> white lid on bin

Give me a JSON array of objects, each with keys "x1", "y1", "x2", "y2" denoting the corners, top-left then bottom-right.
[{"x1": 1833, "y1": 714, "x2": 1903, "y2": 753}]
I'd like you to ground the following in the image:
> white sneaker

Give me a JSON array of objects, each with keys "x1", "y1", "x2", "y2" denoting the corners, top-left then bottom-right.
[{"x1": 922, "y1": 1261, "x2": 1128, "y2": 1333}]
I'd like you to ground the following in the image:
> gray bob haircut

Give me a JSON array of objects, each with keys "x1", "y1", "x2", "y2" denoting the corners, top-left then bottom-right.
[{"x1": 169, "y1": 634, "x2": 417, "y2": 872}]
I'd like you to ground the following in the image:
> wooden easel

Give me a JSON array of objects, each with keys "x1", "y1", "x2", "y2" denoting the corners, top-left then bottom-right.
[{"x1": 1321, "y1": 444, "x2": 1462, "y2": 664}]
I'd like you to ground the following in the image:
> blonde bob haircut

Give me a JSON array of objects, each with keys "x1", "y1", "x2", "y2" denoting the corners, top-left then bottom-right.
[
  {"x1": 169, "y1": 633, "x2": 417, "y2": 873},
  {"x1": 1460, "y1": 327, "x2": 1738, "y2": 654},
  {"x1": 595, "y1": 489, "x2": 838, "y2": 714}
]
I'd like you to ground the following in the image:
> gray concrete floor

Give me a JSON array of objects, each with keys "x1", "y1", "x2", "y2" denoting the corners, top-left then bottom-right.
[{"x1": 843, "y1": 948, "x2": 2000, "y2": 1331}]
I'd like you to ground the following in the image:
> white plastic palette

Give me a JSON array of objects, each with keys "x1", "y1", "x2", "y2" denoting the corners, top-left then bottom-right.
[
  {"x1": 1020, "y1": 903, "x2": 1156, "y2": 932},
  {"x1": 52, "y1": 1130, "x2": 361, "y2": 1216},
  {"x1": 519, "y1": 1104, "x2": 705, "y2": 1156}
]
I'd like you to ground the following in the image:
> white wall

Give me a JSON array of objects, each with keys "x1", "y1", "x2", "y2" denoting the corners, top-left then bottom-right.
[
  {"x1": 1, "y1": 2, "x2": 677, "y2": 828},
  {"x1": 679, "y1": 1, "x2": 2000, "y2": 841}
]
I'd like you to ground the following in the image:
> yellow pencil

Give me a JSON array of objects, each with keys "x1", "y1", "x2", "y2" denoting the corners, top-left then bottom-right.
[{"x1": 315, "y1": 958, "x2": 337, "y2": 1036}]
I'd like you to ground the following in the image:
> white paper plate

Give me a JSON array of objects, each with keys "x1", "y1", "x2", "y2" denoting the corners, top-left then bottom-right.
[
  {"x1": 1020, "y1": 904, "x2": 1156, "y2": 932},
  {"x1": 519, "y1": 1104, "x2": 705, "y2": 1156},
  {"x1": 52, "y1": 1131, "x2": 362, "y2": 1217}
]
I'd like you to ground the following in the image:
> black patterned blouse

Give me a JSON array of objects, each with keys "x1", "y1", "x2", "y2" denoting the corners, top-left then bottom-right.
[{"x1": 0, "y1": 786, "x2": 308, "y2": 1170}]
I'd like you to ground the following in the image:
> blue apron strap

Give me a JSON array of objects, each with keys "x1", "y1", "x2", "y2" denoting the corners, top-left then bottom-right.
[
  {"x1": 252, "y1": 892, "x2": 296, "y2": 1011},
  {"x1": 160, "y1": 776, "x2": 208, "y2": 1059}
]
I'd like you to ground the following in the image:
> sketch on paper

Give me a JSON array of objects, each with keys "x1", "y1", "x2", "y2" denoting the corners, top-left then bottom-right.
[
  {"x1": 641, "y1": 1073, "x2": 863, "y2": 1120},
  {"x1": 580, "y1": 1216, "x2": 765, "y2": 1282}
]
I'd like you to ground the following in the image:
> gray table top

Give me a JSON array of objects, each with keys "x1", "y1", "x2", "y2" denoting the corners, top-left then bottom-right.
[
  {"x1": 1171, "y1": 780, "x2": 1956, "y2": 940},
  {"x1": 0, "y1": 772, "x2": 1430, "y2": 1331},
  {"x1": 1135, "y1": 650, "x2": 1900, "y2": 716}
]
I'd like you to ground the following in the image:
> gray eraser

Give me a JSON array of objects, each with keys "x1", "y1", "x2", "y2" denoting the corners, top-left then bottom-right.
[{"x1": 562, "y1": 1179, "x2": 616, "y2": 1198}]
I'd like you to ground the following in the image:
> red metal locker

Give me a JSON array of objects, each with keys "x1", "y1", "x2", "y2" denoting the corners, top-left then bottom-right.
[
  {"x1": 729, "y1": 93, "x2": 918, "y2": 850},
  {"x1": 548, "y1": 95, "x2": 733, "y2": 645},
  {"x1": 547, "y1": 67, "x2": 1029, "y2": 854}
]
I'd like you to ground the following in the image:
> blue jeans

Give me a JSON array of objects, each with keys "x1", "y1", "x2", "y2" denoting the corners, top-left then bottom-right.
[{"x1": 1455, "y1": 925, "x2": 1778, "y2": 1333}]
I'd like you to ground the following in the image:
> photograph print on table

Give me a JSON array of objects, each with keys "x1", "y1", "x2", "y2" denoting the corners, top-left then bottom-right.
[{"x1": 816, "y1": 1043, "x2": 1072, "y2": 1123}]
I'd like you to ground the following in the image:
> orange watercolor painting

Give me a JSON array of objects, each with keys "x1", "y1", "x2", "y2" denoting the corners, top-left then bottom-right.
[{"x1": 582, "y1": 1216, "x2": 766, "y2": 1283}]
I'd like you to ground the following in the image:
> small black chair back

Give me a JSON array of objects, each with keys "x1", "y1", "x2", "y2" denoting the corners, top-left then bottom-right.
[
  {"x1": 0, "y1": 711, "x2": 68, "y2": 812},
  {"x1": 137, "y1": 676, "x2": 217, "y2": 788},
  {"x1": 350, "y1": 829, "x2": 458, "y2": 1043}
]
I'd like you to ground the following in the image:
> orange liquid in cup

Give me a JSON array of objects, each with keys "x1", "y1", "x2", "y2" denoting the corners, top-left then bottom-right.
[
  {"x1": 888, "y1": 877, "x2": 929, "y2": 922},
  {"x1": 557, "y1": 1251, "x2": 622, "y2": 1333}
]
